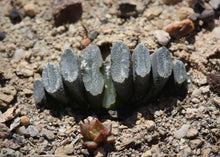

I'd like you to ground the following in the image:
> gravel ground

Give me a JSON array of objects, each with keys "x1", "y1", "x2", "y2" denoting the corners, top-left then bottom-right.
[{"x1": 0, "y1": 0, "x2": 219, "y2": 156}]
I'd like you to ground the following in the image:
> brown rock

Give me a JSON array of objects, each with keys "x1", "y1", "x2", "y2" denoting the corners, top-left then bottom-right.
[
  {"x1": 165, "y1": 19, "x2": 194, "y2": 38},
  {"x1": 163, "y1": 0, "x2": 182, "y2": 4},
  {"x1": 118, "y1": 0, "x2": 138, "y2": 17},
  {"x1": 24, "y1": 3, "x2": 37, "y2": 17},
  {"x1": 81, "y1": 38, "x2": 91, "y2": 49},
  {"x1": 207, "y1": 73, "x2": 220, "y2": 96},
  {"x1": 20, "y1": 116, "x2": 30, "y2": 126},
  {"x1": 52, "y1": 0, "x2": 82, "y2": 26}
]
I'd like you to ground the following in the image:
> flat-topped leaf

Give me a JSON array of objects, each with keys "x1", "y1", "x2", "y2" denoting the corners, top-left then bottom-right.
[
  {"x1": 42, "y1": 62, "x2": 68, "y2": 104},
  {"x1": 149, "y1": 46, "x2": 173, "y2": 98},
  {"x1": 60, "y1": 49, "x2": 85, "y2": 105},
  {"x1": 60, "y1": 49, "x2": 80, "y2": 83},
  {"x1": 33, "y1": 78, "x2": 47, "y2": 105},
  {"x1": 173, "y1": 60, "x2": 187, "y2": 86},
  {"x1": 81, "y1": 45, "x2": 104, "y2": 108},
  {"x1": 132, "y1": 43, "x2": 151, "y2": 97},
  {"x1": 102, "y1": 56, "x2": 118, "y2": 110},
  {"x1": 172, "y1": 60, "x2": 188, "y2": 97},
  {"x1": 111, "y1": 41, "x2": 133, "y2": 102}
]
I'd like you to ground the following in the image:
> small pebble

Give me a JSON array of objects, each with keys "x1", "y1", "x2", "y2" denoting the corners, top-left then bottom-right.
[
  {"x1": 165, "y1": 19, "x2": 194, "y2": 38},
  {"x1": 186, "y1": 128, "x2": 198, "y2": 138},
  {"x1": 55, "y1": 144, "x2": 74, "y2": 155},
  {"x1": 213, "y1": 97, "x2": 220, "y2": 107},
  {"x1": 211, "y1": 145, "x2": 219, "y2": 153},
  {"x1": 192, "y1": 0, "x2": 205, "y2": 13},
  {"x1": 141, "y1": 150, "x2": 152, "y2": 157},
  {"x1": 144, "y1": 6, "x2": 163, "y2": 19},
  {"x1": 13, "y1": 49, "x2": 25, "y2": 61},
  {"x1": 191, "y1": 98, "x2": 200, "y2": 103},
  {"x1": 207, "y1": 73, "x2": 220, "y2": 95},
  {"x1": 2, "y1": 139, "x2": 21, "y2": 150},
  {"x1": 25, "y1": 125, "x2": 40, "y2": 138},
  {"x1": 42, "y1": 128, "x2": 54, "y2": 140},
  {"x1": 12, "y1": 134, "x2": 25, "y2": 146},
  {"x1": 43, "y1": 9, "x2": 53, "y2": 21},
  {"x1": 16, "y1": 126, "x2": 26, "y2": 135},
  {"x1": 81, "y1": 38, "x2": 91, "y2": 49},
  {"x1": 145, "y1": 120, "x2": 156, "y2": 131},
  {"x1": 209, "y1": 0, "x2": 220, "y2": 10},
  {"x1": 24, "y1": 3, "x2": 37, "y2": 17},
  {"x1": 177, "y1": 146, "x2": 191, "y2": 157},
  {"x1": 177, "y1": 7, "x2": 194, "y2": 20},
  {"x1": 201, "y1": 9, "x2": 215, "y2": 22},
  {"x1": 0, "y1": 123, "x2": 10, "y2": 138},
  {"x1": 186, "y1": 108, "x2": 200, "y2": 119},
  {"x1": 191, "y1": 88, "x2": 201, "y2": 98},
  {"x1": 200, "y1": 86, "x2": 209, "y2": 94},
  {"x1": 154, "y1": 30, "x2": 170, "y2": 46},
  {"x1": 202, "y1": 148, "x2": 211, "y2": 157},
  {"x1": 8, "y1": 9, "x2": 22, "y2": 24},
  {"x1": 10, "y1": 117, "x2": 21, "y2": 131},
  {"x1": 63, "y1": 144, "x2": 74, "y2": 155},
  {"x1": 93, "y1": 147, "x2": 105, "y2": 157},
  {"x1": 0, "y1": 31, "x2": 6, "y2": 41},
  {"x1": 175, "y1": 124, "x2": 190, "y2": 139},
  {"x1": 89, "y1": 30, "x2": 99, "y2": 40},
  {"x1": 190, "y1": 13, "x2": 201, "y2": 23},
  {"x1": 20, "y1": 116, "x2": 30, "y2": 126},
  {"x1": 213, "y1": 27, "x2": 220, "y2": 39},
  {"x1": 190, "y1": 139, "x2": 203, "y2": 149}
]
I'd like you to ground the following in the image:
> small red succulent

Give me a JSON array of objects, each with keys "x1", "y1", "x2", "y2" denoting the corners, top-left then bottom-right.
[{"x1": 80, "y1": 117, "x2": 115, "y2": 149}]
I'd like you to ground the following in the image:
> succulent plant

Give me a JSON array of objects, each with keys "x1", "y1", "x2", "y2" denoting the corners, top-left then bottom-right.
[
  {"x1": 80, "y1": 117, "x2": 115, "y2": 149},
  {"x1": 34, "y1": 43, "x2": 188, "y2": 110}
]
